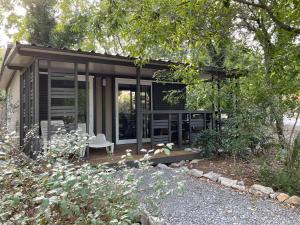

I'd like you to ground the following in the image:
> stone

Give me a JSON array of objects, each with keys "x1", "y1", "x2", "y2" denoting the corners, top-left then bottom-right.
[
  {"x1": 249, "y1": 184, "x2": 274, "y2": 196},
  {"x1": 188, "y1": 169, "x2": 204, "y2": 178},
  {"x1": 170, "y1": 160, "x2": 185, "y2": 168},
  {"x1": 237, "y1": 181, "x2": 245, "y2": 186},
  {"x1": 270, "y1": 192, "x2": 279, "y2": 199},
  {"x1": 202, "y1": 171, "x2": 222, "y2": 182},
  {"x1": 277, "y1": 193, "x2": 289, "y2": 202},
  {"x1": 178, "y1": 160, "x2": 186, "y2": 167},
  {"x1": 170, "y1": 163, "x2": 180, "y2": 168},
  {"x1": 0, "y1": 160, "x2": 7, "y2": 166},
  {"x1": 140, "y1": 211, "x2": 150, "y2": 225},
  {"x1": 285, "y1": 196, "x2": 300, "y2": 206},
  {"x1": 232, "y1": 184, "x2": 247, "y2": 191},
  {"x1": 184, "y1": 148, "x2": 192, "y2": 152},
  {"x1": 180, "y1": 166, "x2": 189, "y2": 173},
  {"x1": 140, "y1": 210, "x2": 165, "y2": 225},
  {"x1": 156, "y1": 163, "x2": 171, "y2": 170},
  {"x1": 190, "y1": 159, "x2": 201, "y2": 164},
  {"x1": 149, "y1": 216, "x2": 165, "y2": 225},
  {"x1": 218, "y1": 177, "x2": 238, "y2": 187},
  {"x1": 192, "y1": 148, "x2": 202, "y2": 152}
]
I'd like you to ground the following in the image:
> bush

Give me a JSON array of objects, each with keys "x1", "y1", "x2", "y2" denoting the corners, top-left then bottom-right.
[
  {"x1": 0, "y1": 129, "x2": 184, "y2": 224},
  {"x1": 193, "y1": 129, "x2": 221, "y2": 157},
  {"x1": 259, "y1": 163, "x2": 300, "y2": 195}
]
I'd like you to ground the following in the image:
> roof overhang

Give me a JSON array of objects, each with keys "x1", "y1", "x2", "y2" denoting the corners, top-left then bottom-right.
[{"x1": 0, "y1": 43, "x2": 172, "y2": 89}]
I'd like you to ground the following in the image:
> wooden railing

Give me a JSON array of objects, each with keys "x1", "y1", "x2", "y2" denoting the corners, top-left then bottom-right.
[{"x1": 142, "y1": 110, "x2": 213, "y2": 148}]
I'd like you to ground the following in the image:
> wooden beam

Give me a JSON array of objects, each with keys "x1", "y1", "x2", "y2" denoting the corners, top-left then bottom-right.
[
  {"x1": 19, "y1": 50, "x2": 169, "y2": 70},
  {"x1": 33, "y1": 59, "x2": 39, "y2": 153},
  {"x1": 102, "y1": 77, "x2": 106, "y2": 133},
  {"x1": 168, "y1": 113, "x2": 172, "y2": 143},
  {"x1": 74, "y1": 63, "x2": 78, "y2": 129},
  {"x1": 189, "y1": 113, "x2": 192, "y2": 146},
  {"x1": 86, "y1": 63, "x2": 90, "y2": 159},
  {"x1": 136, "y1": 67, "x2": 142, "y2": 153},
  {"x1": 178, "y1": 113, "x2": 182, "y2": 148},
  {"x1": 47, "y1": 61, "x2": 51, "y2": 141},
  {"x1": 19, "y1": 72, "x2": 24, "y2": 147}
]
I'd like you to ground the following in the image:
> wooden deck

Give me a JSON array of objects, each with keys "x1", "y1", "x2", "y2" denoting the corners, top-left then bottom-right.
[{"x1": 88, "y1": 144, "x2": 201, "y2": 165}]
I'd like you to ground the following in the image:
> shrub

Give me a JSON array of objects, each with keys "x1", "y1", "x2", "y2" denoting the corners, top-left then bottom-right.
[
  {"x1": 0, "y1": 129, "x2": 183, "y2": 224},
  {"x1": 259, "y1": 163, "x2": 300, "y2": 195},
  {"x1": 193, "y1": 129, "x2": 221, "y2": 157}
]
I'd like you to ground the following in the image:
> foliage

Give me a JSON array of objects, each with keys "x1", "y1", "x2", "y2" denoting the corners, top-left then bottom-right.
[
  {"x1": 259, "y1": 164, "x2": 300, "y2": 196},
  {"x1": 1, "y1": 0, "x2": 85, "y2": 48},
  {"x1": 0, "y1": 127, "x2": 184, "y2": 224},
  {"x1": 259, "y1": 133, "x2": 300, "y2": 195},
  {"x1": 193, "y1": 129, "x2": 221, "y2": 157}
]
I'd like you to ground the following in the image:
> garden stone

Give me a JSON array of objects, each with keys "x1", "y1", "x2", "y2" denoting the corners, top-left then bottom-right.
[
  {"x1": 180, "y1": 166, "x2": 189, "y2": 173},
  {"x1": 170, "y1": 160, "x2": 185, "y2": 168},
  {"x1": 140, "y1": 210, "x2": 165, "y2": 225},
  {"x1": 170, "y1": 162, "x2": 180, "y2": 168},
  {"x1": 149, "y1": 216, "x2": 165, "y2": 225},
  {"x1": 249, "y1": 184, "x2": 274, "y2": 196},
  {"x1": 218, "y1": 177, "x2": 238, "y2": 187},
  {"x1": 178, "y1": 160, "x2": 186, "y2": 167},
  {"x1": 203, "y1": 171, "x2": 221, "y2": 182},
  {"x1": 270, "y1": 192, "x2": 279, "y2": 199},
  {"x1": 237, "y1": 181, "x2": 244, "y2": 186},
  {"x1": 156, "y1": 163, "x2": 171, "y2": 170},
  {"x1": 192, "y1": 148, "x2": 202, "y2": 152},
  {"x1": 0, "y1": 160, "x2": 7, "y2": 166},
  {"x1": 190, "y1": 159, "x2": 201, "y2": 164},
  {"x1": 277, "y1": 193, "x2": 289, "y2": 202},
  {"x1": 188, "y1": 169, "x2": 204, "y2": 178},
  {"x1": 232, "y1": 184, "x2": 247, "y2": 191},
  {"x1": 285, "y1": 196, "x2": 300, "y2": 205}
]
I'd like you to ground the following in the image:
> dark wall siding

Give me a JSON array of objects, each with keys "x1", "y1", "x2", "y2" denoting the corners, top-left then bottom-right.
[
  {"x1": 152, "y1": 83, "x2": 186, "y2": 110},
  {"x1": 39, "y1": 74, "x2": 48, "y2": 121}
]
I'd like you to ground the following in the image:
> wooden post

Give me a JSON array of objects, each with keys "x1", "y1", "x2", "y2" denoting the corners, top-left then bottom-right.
[
  {"x1": 168, "y1": 113, "x2": 172, "y2": 143},
  {"x1": 47, "y1": 61, "x2": 51, "y2": 141},
  {"x1": 136, "y1": 67, "x2": 142, "y2": 153},
  {"x1": 217, "y1": 74, "x2": 221, "y2": 131},
  {"x1": 178, "y1": 113, "x2": 182, "y2": 148},
  {"x1": 189, "y1": 113, "x2": 192, "y2": 146},
  {"x1": 86, "y1": 63, "x2": 90, "y2": 159},
  {"x1": 33, "y1": 59, "x2": 40, "y2": 153},
  {"x1": 74, "y1": 63, "x2": 78, "y2": 129},
  {"x1": 19, "y1": 71, "x2": 24, "y2": 147},
  {"x1": 211, "y1": 75, "x2": 216, "y2": 130},
  {"x1": 102, "y1": 77, "x2": 106, "y2": 133},
  {"x1": 151, "y1": 111, "x2": 154, "y2": 149}
]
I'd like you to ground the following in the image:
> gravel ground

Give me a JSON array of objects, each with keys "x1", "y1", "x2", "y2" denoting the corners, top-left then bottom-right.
[{"x1": 138, "y1": 167, "x2": 300, "y2": 225}]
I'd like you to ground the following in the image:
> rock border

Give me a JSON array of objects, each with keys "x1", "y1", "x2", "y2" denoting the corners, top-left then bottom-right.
[{"x1": 156, "y1": 161, "x2": 300, "y2": 207}]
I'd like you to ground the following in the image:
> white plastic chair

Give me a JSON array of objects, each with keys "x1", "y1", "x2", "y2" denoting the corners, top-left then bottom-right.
[{"x1": 89, "y1": 133, "x2": 114, "y2": 154}]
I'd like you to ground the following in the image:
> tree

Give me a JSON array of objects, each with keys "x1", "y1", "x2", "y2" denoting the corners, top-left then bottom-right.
[{"x1": 1, "y1": 0, "x2": 85, "y2": 48}]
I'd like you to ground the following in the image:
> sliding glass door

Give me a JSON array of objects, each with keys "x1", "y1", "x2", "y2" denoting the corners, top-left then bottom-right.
[{"x1": 115, "y1": 78, "x2": 151, "y2": 144}]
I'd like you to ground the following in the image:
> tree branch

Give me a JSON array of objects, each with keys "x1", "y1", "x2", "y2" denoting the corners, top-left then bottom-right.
[{"x1": 233, "y1": 0, "x2": 300, "y2": 34}]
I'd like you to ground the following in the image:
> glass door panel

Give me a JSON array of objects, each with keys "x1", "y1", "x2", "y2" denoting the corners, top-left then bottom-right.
[{"x1": 117, "y1": 80, "x2": 151, "y2": 143}]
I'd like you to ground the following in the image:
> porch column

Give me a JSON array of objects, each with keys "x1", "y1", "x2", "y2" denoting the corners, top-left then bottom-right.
[
  {"x1": 47, "y1": 61, "x2": 51, "y2": 141},
  {"x1": 74, "y1": 63, "x2": 78, "y2": 129},
  {"x1": 86, "y1": 63, "x2": 90, "y2": 158},
  {"x1": 33, "y1": 59, "x2": 40, "y2": 153},
  {"x1": 136, "y1": 67, "x2": 142, "y2": 153}
]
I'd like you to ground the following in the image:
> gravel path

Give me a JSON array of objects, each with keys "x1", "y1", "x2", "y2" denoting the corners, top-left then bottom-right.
[{"x1": 139, "y1": 168, "x2": 300, "y2": 225}]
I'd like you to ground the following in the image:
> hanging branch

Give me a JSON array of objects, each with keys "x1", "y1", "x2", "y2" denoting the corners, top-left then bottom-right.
[{"x1": 233, "y1": 0, "x2": 300, "y2": 34}]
